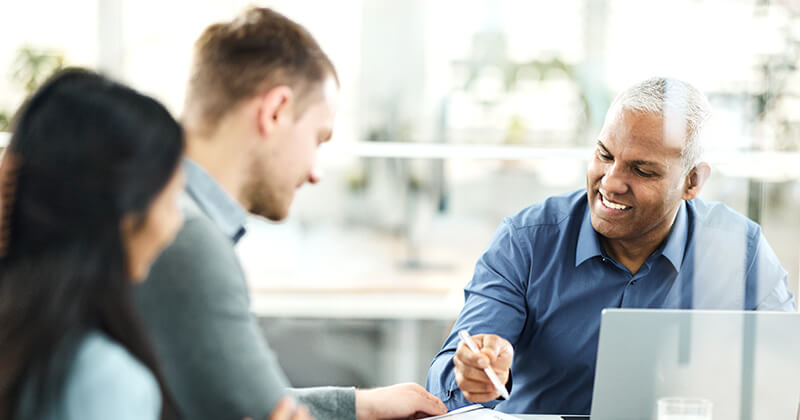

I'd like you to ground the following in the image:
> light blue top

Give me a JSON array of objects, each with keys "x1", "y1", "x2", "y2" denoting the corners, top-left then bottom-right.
[
  {"x1": 184, "y1": 158, "x2": 247, "y2": 243},
  {"x1": 426, "y1": 189, "x2": 796, "y2": 415},
  {"x1": 17, "y1": 330, "x2": 161, "y2": 420}
]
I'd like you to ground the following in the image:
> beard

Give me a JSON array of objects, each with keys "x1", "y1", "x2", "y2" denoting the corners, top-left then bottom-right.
[
  {"x1": 244, "y1": 179, "x2": 286, "y2": 222},
  {"x1": 241, "y1": 159, "x2": 289, "y2": 222}
]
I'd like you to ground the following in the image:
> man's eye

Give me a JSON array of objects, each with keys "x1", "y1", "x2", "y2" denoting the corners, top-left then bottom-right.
[
  {"x1": 634, "y1": 168, "x2": 654, "y2": 177},
  {"x1": 597, "y1": 151, "x2": 612, "y2": 161}
]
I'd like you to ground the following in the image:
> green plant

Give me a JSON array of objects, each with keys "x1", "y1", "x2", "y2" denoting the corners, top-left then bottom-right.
[
  {"x1": 0, "y1": 47, "x2": 65, "y2": 131},
  {"x1": 0, "y1": 112, "x2": 9, "y2": 131},
  {"x1": 13, "y1": 47, "x2": 64, "y2": 95}
]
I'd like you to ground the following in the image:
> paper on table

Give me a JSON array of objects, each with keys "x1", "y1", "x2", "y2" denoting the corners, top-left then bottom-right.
[{"x1": 423, "y1": 404, "x2": 519, "y2": 420}]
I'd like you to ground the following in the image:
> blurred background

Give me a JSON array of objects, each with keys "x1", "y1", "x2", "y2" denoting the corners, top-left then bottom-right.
[{"x1": 2, "y1": 0, "x2": 800, "y2": 389}]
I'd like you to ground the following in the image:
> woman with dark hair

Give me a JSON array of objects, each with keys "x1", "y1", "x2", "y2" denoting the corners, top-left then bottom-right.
[{"x1": 0, "y1": 69, "x2": 184, "y2": 420}]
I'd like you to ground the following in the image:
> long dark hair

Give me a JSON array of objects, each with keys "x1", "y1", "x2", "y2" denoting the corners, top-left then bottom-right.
[{"x1": 0, "y1": 69, "x2": 182, "y2": 419}]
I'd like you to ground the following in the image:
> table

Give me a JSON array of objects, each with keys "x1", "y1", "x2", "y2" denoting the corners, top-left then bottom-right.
[
  {"x1": 513, "y1": 416, "x2": 566, "y2": 419},
  {"x1": 250, "y1": 288, "x2": 462, "y2": 384},
  {"x1": 249, "y1": 289, "x2": 463, "y2": 320}
]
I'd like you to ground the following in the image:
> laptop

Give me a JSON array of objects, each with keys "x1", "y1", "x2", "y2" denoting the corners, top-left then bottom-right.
[{"x1": 590, "y1": 309, "x2": 800, "y2": 420}]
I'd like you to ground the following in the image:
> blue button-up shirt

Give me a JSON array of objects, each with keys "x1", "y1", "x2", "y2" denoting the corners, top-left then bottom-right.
[{"x1": 426, "y1": 189, "x2": 796, "y2": 415}]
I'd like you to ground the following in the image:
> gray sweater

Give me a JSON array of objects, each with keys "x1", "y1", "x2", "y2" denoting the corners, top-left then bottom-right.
[{"x1": 134, "y1": 196, "x2": 355, "y2": 420}]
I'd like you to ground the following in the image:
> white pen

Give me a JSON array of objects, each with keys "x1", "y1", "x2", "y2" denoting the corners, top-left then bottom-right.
[{"x1": 457, "y1": 329, "x2": 510, "y2": 400}]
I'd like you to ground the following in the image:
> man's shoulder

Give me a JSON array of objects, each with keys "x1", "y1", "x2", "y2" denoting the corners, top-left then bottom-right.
[
  {"x1": 149, "y1": 204, "x2": 234, "y2": 271},
  {"x1": 506, "y1": 189, "x2": 586, "y2": 230},
  {"x1": 164, "y1": 193, "x2": 238, "y2": 260},
  {"x1": 688, "y1": 197, "x2": 760, "y2": 238},
  {"x1": 138, "y1": 194, "x2": 244, "y2": 299}
]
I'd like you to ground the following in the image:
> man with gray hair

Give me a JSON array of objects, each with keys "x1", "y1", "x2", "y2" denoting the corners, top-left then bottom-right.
[{"x1": 425, "y1": 77, "x2": 796, "y2": 415}]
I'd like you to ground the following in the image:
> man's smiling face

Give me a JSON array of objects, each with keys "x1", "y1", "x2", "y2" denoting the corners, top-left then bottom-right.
[{"x1": 586, "y1": 106, "x2": 689, "y2": 243}]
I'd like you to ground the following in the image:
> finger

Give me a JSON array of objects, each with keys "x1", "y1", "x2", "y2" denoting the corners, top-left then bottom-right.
[
  {"x1": 462, "y1": 390, "x2": 500, "y2": 403},
  {"x1": 407, "y1": 384, "x2": 447, "y2": 414},
  {"x1": 457, "y1": 376, "x2": 497, "y2": 394},
  {"x1": 392, "y1": 383, "x2": 447, "y2": 416},
  {"x1": 410, "y1": 387, "x2": 449, "y2": 415},
  {"x1": 422, "y1": 390, "x2": 447, "y2": 414},
  {"x1": 465, "y1": 356, "x2": 508, "y2": 377},
  {"x1": 454, "y1": 368, "x2": 496, "y2": 394},
  {"x1": 455, "y1": 350, "x2": 511, "y2": 390},
  {"x1": 269, "y1": 397, "x2": 297, "y2": 420},
  {"x1": 494, "y1": 341, "x2": 514, "y2": 370},
  {"x1": 479, "y1": 334, "x2": 510, "y2": 362},
  {"x1": 452, "y1": 354, "x2": 483, "y2": 375},
  {"x1": 291, "y1": 405, "x2": 313, "y2": 420},
  {"x1": 455, "y1": 342, "x2": 490, "y2": 369},
  {"x1": 455, "y1": 360, "x2": 496, "y2": 383}
]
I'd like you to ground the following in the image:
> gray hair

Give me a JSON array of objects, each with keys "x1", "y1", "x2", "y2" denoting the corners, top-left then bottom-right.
[{"x1": 609, "y1": 77, "x2": 712, "y2": 174}]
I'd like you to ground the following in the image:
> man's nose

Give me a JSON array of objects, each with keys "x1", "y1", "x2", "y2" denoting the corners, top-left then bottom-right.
[{"x1": 601, "y1": 163, "x2": 628, "y2": 195}]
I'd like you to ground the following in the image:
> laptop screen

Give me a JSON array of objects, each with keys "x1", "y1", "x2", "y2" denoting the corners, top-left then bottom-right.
[{"x1": 589, "y1": 309, "x2": 800, "y2": 420}]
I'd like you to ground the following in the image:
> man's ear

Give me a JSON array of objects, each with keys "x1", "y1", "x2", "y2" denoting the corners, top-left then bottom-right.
[
  {"x1": 682, "y1": 161, "x2": 711, "y2": 201},
  {"x1": 256, "y1": 86, "x2": 293, "y2": 137}
]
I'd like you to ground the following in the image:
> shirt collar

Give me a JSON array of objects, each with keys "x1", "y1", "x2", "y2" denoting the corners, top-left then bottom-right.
[
  {"x1": 660, "y1": 201, "x2": 688, "y2": 272},
  {"x1": 575, "y1": 203, "x2": 605, "y2": 267},
  {"x1": 574, "y1": 199, "x2": 689, "y2": 271},
  {"x1": 183, "y1": 158, "x2": 248, "y2": 243}
]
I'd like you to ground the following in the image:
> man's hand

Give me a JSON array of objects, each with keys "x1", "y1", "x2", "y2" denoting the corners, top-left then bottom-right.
[
  {"x1": 453, "y1": 334, "x2": 513, "y2": 402},
  {"x1": 243, "y1": 397, "x2": 314, "y2": 420},
  {"x1": 355, "y1": 383, "x2": 447, "y2": 420}
]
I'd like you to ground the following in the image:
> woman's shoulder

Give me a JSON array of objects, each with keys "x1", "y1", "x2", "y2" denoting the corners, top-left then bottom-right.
[
  {"x1": 69, "y1": 330, "x2": 155, "y2": 385},
  {"x1": 60, "y1": 330, "x2": 162, "y2": 420}
]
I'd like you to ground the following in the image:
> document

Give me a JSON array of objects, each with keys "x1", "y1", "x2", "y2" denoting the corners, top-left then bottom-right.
[{"x1": 424, "y1": 404, "x2": 519, "y2": 419}]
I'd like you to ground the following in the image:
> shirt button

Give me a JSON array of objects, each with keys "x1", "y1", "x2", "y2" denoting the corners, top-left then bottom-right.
[{"x1": 602, "y1": 257, "x2": 608, "y2": 263}]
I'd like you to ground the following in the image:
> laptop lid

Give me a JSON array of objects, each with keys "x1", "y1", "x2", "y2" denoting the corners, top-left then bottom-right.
[{"x1": 590, "y1": 309, "x2": 800, "y2": 420}]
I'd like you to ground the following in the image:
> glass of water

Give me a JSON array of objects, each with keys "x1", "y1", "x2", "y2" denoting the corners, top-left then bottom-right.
[{"x1": 657, "y1": 397, "x2": 712, "y2": 420}]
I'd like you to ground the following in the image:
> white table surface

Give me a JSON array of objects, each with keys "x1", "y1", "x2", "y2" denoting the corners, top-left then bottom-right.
[{"x1": 249, "y1": 289, "x2": 464, "y2": 319}]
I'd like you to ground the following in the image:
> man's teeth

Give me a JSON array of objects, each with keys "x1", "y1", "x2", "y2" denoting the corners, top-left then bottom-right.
[{"x1": 602, "y1": 195, "x2": 630, "y2": 210}]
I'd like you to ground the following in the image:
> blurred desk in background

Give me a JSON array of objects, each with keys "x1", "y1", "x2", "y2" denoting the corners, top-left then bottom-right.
[
  {"x1": 250, "y1": 287, "x2": 463, "y2": 320},
  {"x1": 249, "y1": 285, "x2": 464, "y2": 385},
  {"x1": 238, "y1": 215, "x2": 477, "y2": 385}
]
